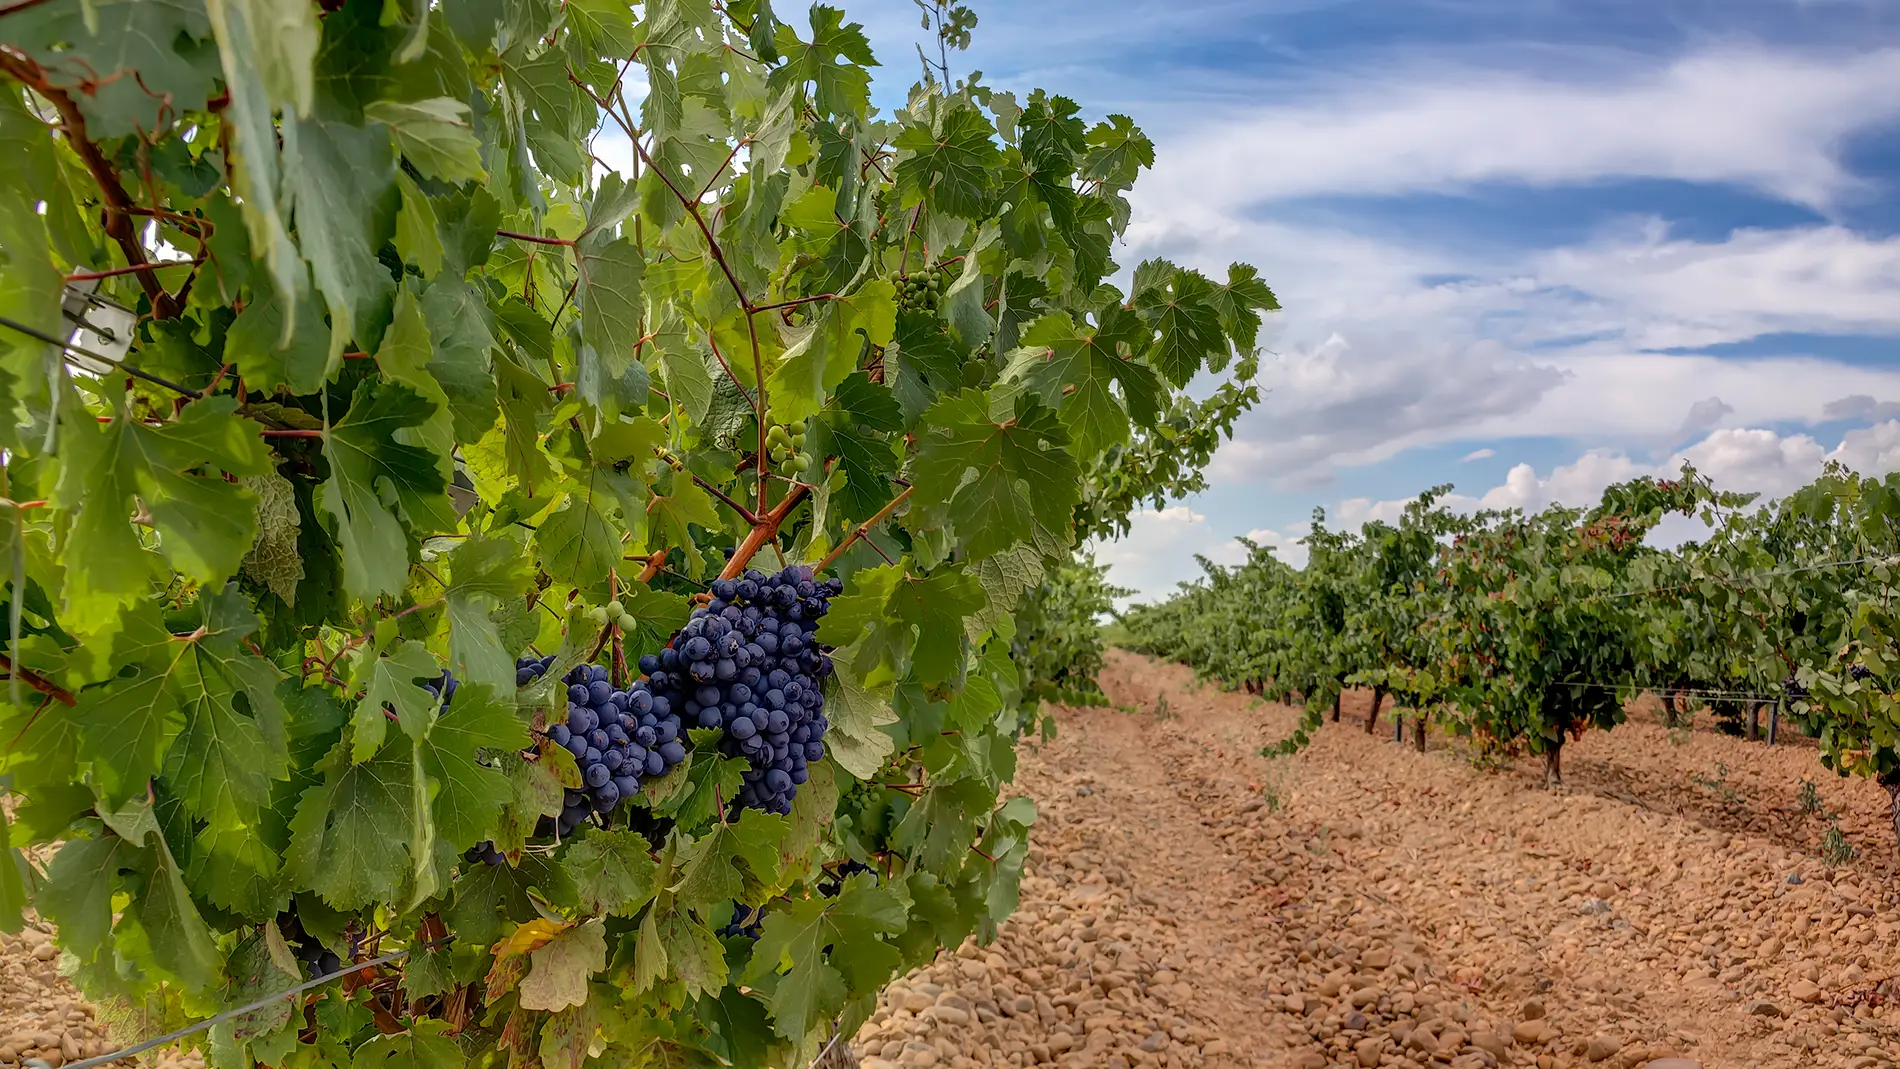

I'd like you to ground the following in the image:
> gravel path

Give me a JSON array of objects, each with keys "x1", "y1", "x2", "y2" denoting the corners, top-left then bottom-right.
[
  {"x1": 10, "y1": 649, "x2": 1900, "y2": 1069},
  {"x1": 852, "y1": 650, "x2": 1900, "y2": 1069}
]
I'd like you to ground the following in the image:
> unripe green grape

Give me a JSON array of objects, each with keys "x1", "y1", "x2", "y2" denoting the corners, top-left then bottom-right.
[
  {"x1": 769, "y1": 445, "x2": 788, "y2": 463},
  {"x1": 790, "y1": 420, "x2": 806, "y2": 434},
  {"x1": 790, "y1": 433, "x2": 806, "y2": 449},
  {"x1": 618, "y1": 612, "x2": 637, "y2": 630},
  {"x1": 590, "y1": 606, "x2": 610, "y2": 624},
  {"x1": 607, "y1": 599, "x2": 623, "y2": 616},
  {"x1": 792, "y1": 454, "x2": 811, "y2": 472}
]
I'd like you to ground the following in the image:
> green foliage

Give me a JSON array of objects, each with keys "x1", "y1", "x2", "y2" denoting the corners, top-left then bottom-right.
[
  {"x1": 0, "y1": 1, "x2": 1270, "y2": 1064},
  {"x1": 1012, "y1": 554, "x2": 1128, "y2": 711}
]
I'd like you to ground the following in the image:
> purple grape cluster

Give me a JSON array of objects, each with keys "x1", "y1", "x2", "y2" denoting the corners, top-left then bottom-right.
[
  {"x1": 640, "y1": 564, "x2": 842, "y2": 814},
  {"x1": 545, "y1": 663, "x2": 687, "y2": 835}
]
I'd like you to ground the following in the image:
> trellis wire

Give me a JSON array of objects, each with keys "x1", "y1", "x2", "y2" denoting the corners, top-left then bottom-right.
[{"x1": 24, "y1": 945, "x2": 420, "y2": 1069}]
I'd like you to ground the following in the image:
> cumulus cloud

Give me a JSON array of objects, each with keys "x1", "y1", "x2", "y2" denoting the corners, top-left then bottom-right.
[
  {"x1": 1679, "y1": 397, "x2": 1735, "y2": 437},
  {"x1": 1826, "y1": 394, "x2": 1900, "y2": 422},
  {"x1": 1326, "y1": 422, "x2": 1900, "y2": 536},
  {"x1": 1137, "y1": 46, "x2": 1900, "y2": 215}
]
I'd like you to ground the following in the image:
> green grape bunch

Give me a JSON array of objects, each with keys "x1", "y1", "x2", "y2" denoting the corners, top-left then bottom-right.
[
  {"x1": 767, "y1": 418, "x2": 817, "y2": 481},
  {"x1": 898, "y1": 266, "x2": 948, "y2": 313}
]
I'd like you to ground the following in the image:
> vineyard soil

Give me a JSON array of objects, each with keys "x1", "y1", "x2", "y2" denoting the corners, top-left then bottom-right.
[
  {"x1": 848, "y1": 651, "x2": 1900, "y2": 1069},
  {"x1": 7, "y1": 649, "x2": 1900, "y2": 1069}
]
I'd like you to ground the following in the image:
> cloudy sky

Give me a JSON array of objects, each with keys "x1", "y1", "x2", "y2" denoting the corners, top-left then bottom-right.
[{"x1": 845, "y1": 0, "x2": 1900, "y2": 603}]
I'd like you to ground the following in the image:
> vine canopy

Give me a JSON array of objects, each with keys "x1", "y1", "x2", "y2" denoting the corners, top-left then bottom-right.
[{"x1": 0, "y1": 0, "x2": 1273, "y2": 1065}]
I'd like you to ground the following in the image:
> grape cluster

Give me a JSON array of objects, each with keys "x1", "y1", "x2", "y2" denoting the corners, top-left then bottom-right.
[
  {"x1": 1850, "y1": 663, "x2": 1876, "y2": 682},
  {"x1": 464, "y1": 842, "x2": 507, "y2": 866},
  {"x1": 640, "y1": 564, "x2": 841, "y2": 814},
  {"x1": 1782, "y1": 675, "x2": 1809, "y2": 700},
  {"x1": 766, "y1": 420, "x2": 814, "y2": 481},
  {"x1": 545, "y1": 663, "x2": 688, "y2": 835},
  {"x1": 898, "y1": 266, "x2": 946, "y2": 313},
  {"x1": 279, "y1": 909, "x2": 342, "y2": 979},
  {"x1": 716, "y1": 904, "x2": 764, "y2": 940},
  {"x1": 516, "y1": 652, "x2": 555, "y2": 686}
]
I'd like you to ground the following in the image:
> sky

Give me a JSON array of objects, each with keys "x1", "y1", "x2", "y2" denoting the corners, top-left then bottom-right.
[{"x1": 838, "y1": 0, "x2": 1900, "y2": 604}]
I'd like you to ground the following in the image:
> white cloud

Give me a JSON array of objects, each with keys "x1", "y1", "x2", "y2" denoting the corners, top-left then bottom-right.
[
  {"x1": 1137, "y1": 46, "x2": 1900, "y2": 214},
  {"x1": 1462, "y1": 448, "x2": 1496, "y2": 462},
  {"x1": 1326, "y1": 421, "x2": 1900, "y2": 532}
]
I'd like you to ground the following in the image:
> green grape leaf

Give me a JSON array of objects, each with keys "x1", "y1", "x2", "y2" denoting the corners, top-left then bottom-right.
[
  {"x1": 287, "y1": 739, "x2": 418, "y2": 910},
  {"x1": 1210, "y1": 262, "x2": 1280, "y2": 355},
  {"x1": 742, "y1": 873, "x2": 905, "y2": 1040},
  {"x1": 819, "y1": 663, "x2": 898, "y2": 779},
  {"x1": 675, "y1": 808, "x2": 786, "y2": 907},
  {"x1": 769, "y1": 6, "x2": 875, "y2": 119},
  {"x1": 1133, "y1": 265, "x2": 1227, "y2": 387},
  {"x1": 366, "y1": 98, "x2": 487, "y2": 184},
  {"x1": 319, "y1": 379, "x2": 458, "y2": 600},
  {"x1": 889, "y1": 569, "x2": 985, "y2": 684},
  {"x1": 347, "y1": 639, "x2": 441, "y2": 762},
  {"x1": 353, "y1": 1020, "x2": 464, "y2": 1069},
  {"x1": 894, "y1": 104, "x2": 1001, "y2": 219},
  {"x1": 558, "y1": 829, "x2": 659, "y2": 916},
  {"x1": 283, "y1": 113, "x2": 399, "y2": 361},
  {"x1": 417, "y1": 683, "x2": 529, "y2": 848},
  {"x1": 447, "y1": 537, "x2": 534, "y2": 696},
  {"x1": 911, "y1": 390, "x2": 1081, "y2": 560},
  {"x1": 767, "y1": 280, "x2": 897, "y2": 423},
  {"x1": 536, "y1": 488, "x2": 625, "y2": 585},
  {"x1": 519, "y1": 918, "x2": 606, "y2": 1012},
  {"x1": 58, "y1": 396, "x2": 272, "y2": 633}
]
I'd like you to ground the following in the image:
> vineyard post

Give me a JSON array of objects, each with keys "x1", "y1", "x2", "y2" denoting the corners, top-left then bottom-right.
[{"x1": 1365, "y1": 684, "x2": 1386, "y2": 734}]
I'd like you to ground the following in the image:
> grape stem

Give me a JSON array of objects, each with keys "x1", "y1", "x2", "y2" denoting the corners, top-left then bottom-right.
[
  {"x1": 717, "y1": 484, "x2": 810, "y2": 582},
  {"x1": 816, "y1": 486, "x2": 914, "y2": 572},
  {"x1": 0, "y1": 653, "x2": 75, "y2": 706}
]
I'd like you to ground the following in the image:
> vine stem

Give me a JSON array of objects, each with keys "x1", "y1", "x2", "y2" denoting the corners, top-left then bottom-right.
[
  {"x1": 0, "y1": 653, "x2": 76, "y2": 706},
  {"x1": 816, "y1": 486, "x2": 913, "y2": 572},
  {"x1": 0, "y1": 49, "x2": 185, "y2": 318},
  {"x1": 718, "y1": 484, "x2": 810, "y2": 582},
  {"x1": 497, "y1": 230, "x2": 574, "y2": 247},
  {"x1": 653, "y1": 448, "x2": 758, "y2": 525}
]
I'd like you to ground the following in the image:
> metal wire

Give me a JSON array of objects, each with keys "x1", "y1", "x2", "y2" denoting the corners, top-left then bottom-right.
[{"x1": 24, "y1": 944, "x2": 421, "y2": 1069}]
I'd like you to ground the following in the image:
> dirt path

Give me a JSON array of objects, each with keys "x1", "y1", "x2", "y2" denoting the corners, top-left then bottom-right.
[
  {"x1": 10, "y1": 650, "x2": 1900, "y2": 1069},
  {"x1": 854, "y1": 650, "x2": 1900, "y2": 1069}
]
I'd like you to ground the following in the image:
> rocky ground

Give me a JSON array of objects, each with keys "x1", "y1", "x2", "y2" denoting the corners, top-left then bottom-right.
[
  {"x1": 9, "y1": 649, "x2": 1900, "y2": 1069},
  {"x1": 848, "y1": 651, "x2": 1900, "y2": 1069}
]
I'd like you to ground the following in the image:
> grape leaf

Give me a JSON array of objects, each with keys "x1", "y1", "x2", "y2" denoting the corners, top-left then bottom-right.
[
  {"x1": 287, "y1": 739, "x2": 418, "y2": 909},
  {"x1": 741, "y1": 873, "x2": 905, "y2": 1040},
  {"x1": 283, "y1": 113, "x2": 400, "y2": 361},
  {"x1": 367, "y1": 98, "x2": 487, "y2": 184},
  {"x1": 347, "y1": 639, "x2": 441, "y2": 762},
  {"x1": 769, "y1": 6, "x2": 875, "y2": 119},
  {"x1": 58, "y1": 396, "x2": 272, "y2": 633},
  {"x1": 519, "y1": 919, "x2": 606, "y2": 1012},
  {"x1": 417, "y1": 682, "x2": 528, "y2": 848},
  {"x1": 352, "y1": 1020, "x2": 464, "y2": 1069},
  {"x1": 319, "y1": 379, "x2": 458, "y2": 600},
  {"x1": 911, "y1": 390, "x2": 1080, "y2": 560},
  {"x1": 1209, "y1": 262, "x2": 1280, "y2": 355},
  {"x1": 894, "y1": 104, "x2": 1001, "y2": 220},
  {"x1": 558, "y1": 829, "x2": 659, "y2": 916},
  {"x1": 675, "y1": 808, "x2": 786, "y2": 907},
  {"x1": 447, "y1": 537, "x2": 534, "y2": 696}
]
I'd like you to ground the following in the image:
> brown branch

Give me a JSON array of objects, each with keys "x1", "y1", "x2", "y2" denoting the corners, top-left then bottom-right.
[
  {"x1": 816, "y1": 486, "x2": 913, "y2": 572},
  {"x1": 65, "y1": 258, "x2": 201, "y2": 282},
  {"x1": 634, "y1": 550, "x2": 667, "y2": 583},
  {"x1": 719, "y1": 484, "x2": 810, "y2": 581},
  {"x1": 653, "y1": 447, "x2": 759, "y2": 525},
  {"x1": 261, "y1": 429, "x2": 325, "y2": 438},
  {"x1": 0, "y1": 50, "x2": 183, "y2": 318},
  {"x1": 0, "y1": 653, "x2": 76, "y2": 706},
  {"x1": 751, "y1": 292, "x2": 838, "y2": 315},
  {"x1": 497, "y1": 229, "x2": 574, "y2": 247}
]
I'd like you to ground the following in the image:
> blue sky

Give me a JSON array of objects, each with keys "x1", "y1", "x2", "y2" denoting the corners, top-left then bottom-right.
[{"x1": 841, "y1": 0, "x2": 1900, "y2": 603}]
